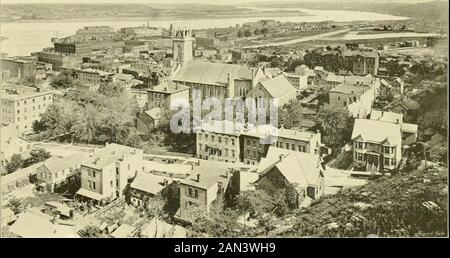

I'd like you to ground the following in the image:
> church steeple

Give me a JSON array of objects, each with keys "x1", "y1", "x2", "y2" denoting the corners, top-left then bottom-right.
[{"x1": 172, "y1": 26, "x2": 194, "y2": 68}]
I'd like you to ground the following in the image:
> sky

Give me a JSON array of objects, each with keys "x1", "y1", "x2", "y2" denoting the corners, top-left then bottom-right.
[{"x1": 0, "y1": 0, "x2": 439, "y2": 4}]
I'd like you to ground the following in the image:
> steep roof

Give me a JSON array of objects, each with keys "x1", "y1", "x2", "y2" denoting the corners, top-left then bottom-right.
[
  {"x1": 351, "y1": 119, "x2": 401, "y2": 146},
  {"x1": 257, "y1": 147, "x2": 323, "y2": 189},
  {"x1": 144, "y1": 107, "x2": 162, "y2": 120},
  {"x1": 257, "y1": 74, "x2": 296, "y2": 98},
  {"x1": 172, "y1": 61, "x2": 252, "y2": 86}
]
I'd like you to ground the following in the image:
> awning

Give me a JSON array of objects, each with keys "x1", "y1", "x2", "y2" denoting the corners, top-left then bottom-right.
[{"x1": 75, "y1": 188, "x2": 104, "y2": 201}]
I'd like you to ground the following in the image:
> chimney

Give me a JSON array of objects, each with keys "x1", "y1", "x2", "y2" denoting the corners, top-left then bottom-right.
[
  {"x1": 164, "y1": 179, "x2": 168, "y2": 186},
  {"x1": 396, "y1": 119, "x2": 399, "y2": 124},
  {"x1": 196, "y1": 174, "x2": 200, "y2": 182},
  {"x1": 190, "y1": 163, "x2": 194, "y2": 170},
  {"x1": 279, "y1": 154, "x2": 284, "y2": 162},
  {"x1": 381, "y1": 111, "x2": 384, "y2": 116}
]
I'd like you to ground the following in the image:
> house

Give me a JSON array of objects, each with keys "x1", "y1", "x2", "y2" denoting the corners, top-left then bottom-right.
[
  {"x1": 129, "y1": 171, "x2": 173, "y2": 207},
  {"x1": 391, "y1": 77, "x2": 404, "y2": 95},
  {"x1": 1, "y1": 85, "x2": 53, "y2": 133},
  {"x1": 111, "y1": 224, "x2": 136, "y2": 238},
  {"x1": 8, "y1": 210, "x2": 79, "y2": 238},
  {"x1": 240, "y1": 125, "x2": 322, "y2": 165},
  {"x1": 329, "y1": 82, "x2": 375, "y2": 118},
  {"x1": 136, "y1": 107, "x2": 163, "y2": 133},
  {"x1": 388, "y1": 98, "x2": 420, "y2": 122},
  {"x1": 36, "y1": 152, "x2": 89, "y2": 193},
  {"x1": 351, "y1": 119, "x2": 402, "y2": 172},
  {"x1": 406, "y1": 88, "x2": 435, "y2": 103},
  {"x1": 255, "y1": 147, "x2": 325, "y2": 208},
  {"x1": 343, "y1": 50, "x2": 379, "y2": 76},
  {"x1": 175, "y1": 161, "x2": 240, "y2": 223},
  {"x1": 140, "y1": 218, "x2": 187, "y2": 238},
  {"x1": 195, "y1": 120, "x2": 244, "y2": 163},
  {"x1": 0, "y1": 124, "x2": 33, "y2": 167},
  {"x1": 370, "y1": 110, "x2": 418, "y2": 145},
  {"x1": 1, "y1": 161, "x2": 44, "y2": 194},
  {"x1": 75, "y1": 143, "x2": 143, "y2": 204},
  {"x1": 172, "y1": 60, "x2": 254, "y2": 100},
  {"x1": 146, "y1": 81, "x2": 189, "y2": 110},
  {"x1": 246, "y1": 74, "x2": 297, "y2": 108}
]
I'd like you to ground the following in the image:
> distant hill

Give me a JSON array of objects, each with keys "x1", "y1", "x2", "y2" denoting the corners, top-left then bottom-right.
[{"x1": 245, "y1": 1, "x2": 448, "y2": 24}]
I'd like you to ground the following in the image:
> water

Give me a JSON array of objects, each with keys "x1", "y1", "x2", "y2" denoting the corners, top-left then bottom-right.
[{"x1": 0, "y1": 8, "x2": 408, "y2": 57}]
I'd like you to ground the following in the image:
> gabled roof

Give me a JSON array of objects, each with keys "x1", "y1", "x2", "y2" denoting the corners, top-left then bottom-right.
[
  {"x1": 41, "y1": 153, "x2": 89, "y2": 175},
  {"x1": 351, "y1": 119, "x2": 401, "y2": 146},
  {"x1": 257, "y1": 74, "x2": 296, "y2": 98},
  {"x1": 144, "y1": 107, "x2": 162, "y2": 120},
  {"x1": 370, "y1": 110, "x2": 403, "y2": 124},
  {"x1": 172, "y1": 61, "x2": 252, "y2": 86},
  {"x1": 257, "y1": 147, "x2": 323, "y2": 189},
  {"x1": 130, "y1": 171, "x2": 168, "y2": 195},
  {"x1": 111, "y1": 224, "x2": 136, "y2": 238}
]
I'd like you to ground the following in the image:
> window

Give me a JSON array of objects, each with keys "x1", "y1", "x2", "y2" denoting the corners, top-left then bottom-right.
[
  {"x1": 92, "y1": 182, "x2": 96, "y2": 190},
  {"x1": 286, "y1": 143, "x2": 290, "y2": 149},
  {"x1": 88, "y1": 181, "x2": 92, "y2": 189},
  {"x1": 231, "y1": 139, "x2": 235, "y2": 146},
  {"x1": 110, "y1": 181, "x2": 114, "y2": 187},
  {"x1": 384, "y1": 158, "x2": 390, "y2": 166},
  {"x1": 384, "y1": 146, "x2": 390, "y2": 153},
  {"x1": 357, "y1": 153, "x2": 363, "y2": 161},
  {"x1": 247, "y1": 139, "x2": 251, "y2": 146}
]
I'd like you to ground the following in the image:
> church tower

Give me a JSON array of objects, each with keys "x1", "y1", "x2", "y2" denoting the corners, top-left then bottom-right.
[{"x1": 172, "y1": 28, "x2": 194, "y2": 67}]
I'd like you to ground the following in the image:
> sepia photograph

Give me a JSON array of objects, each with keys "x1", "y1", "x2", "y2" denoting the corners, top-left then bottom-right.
[{"x1": 0, "y1": 0, "x2": 448, "y2": 246}]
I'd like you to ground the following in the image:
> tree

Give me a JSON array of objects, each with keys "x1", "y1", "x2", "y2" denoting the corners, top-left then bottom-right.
[
  {"x1": 79, "y1": 225, "x2": 104, "y2": 238},
  {"x1": 373, "y1": 89, "x2": 394, "y2": 110},
  {"x1": 8, "y1": 197, "x2": 24, "y2": 214},
  {"x1": 23, "y1": 148, "x2": 51, "y2": 167},
  {"x1": 254, "y1": 28, "x2": 261, "y2": 35},
  {"x1": 145, "y1": 195, "x2": 167, "y2": 238},
  {"x1": 50, "y1": 71, "x2": 75, "y2": 89},
  {"x1": 317, "y1": 104, "x2": 355, "y2": 150},
  {"x1": 6, "y1": 154, "x2": 24, "y2": 174},
  {"x1": 279, "y1": 100, "x2": 304, "y2": 129},
  {"x1": 98, "y1": 82, "x2": 124, "y2": 97},
  {"x1": 244, "y1": 29, "x2": 251, "y2": 37},
  {"x1": 237, "y1": 30, "x2": 244, "y2": 38}
]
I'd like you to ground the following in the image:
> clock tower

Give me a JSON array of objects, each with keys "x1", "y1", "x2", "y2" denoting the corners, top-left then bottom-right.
[{"x1": 172, "y1": 28, "x2": 194, "y2": 67}]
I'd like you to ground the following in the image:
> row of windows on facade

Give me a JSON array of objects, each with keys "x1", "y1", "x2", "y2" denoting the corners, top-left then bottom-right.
[
  {"x1": 198, "y1": 133, "x2": 236, "y2": 145},
  {"x1": 355, "y1": 153, "x2": 396, "y2": 166},
  {"x1": 2, "y1": 103, "x2": 47, "y2": 115},
  {"x1": 275, "y1": 141, "x2": 308, "y2": 152},
  {"x1": 199, "y1": 145, "x2": 236, "y2": 158},
  {"x1": 15, "y1": 95, "x2": 52, "y2": 106},
  {"x1": 355, "y1": 142, "x2": 396, "y2": 154},
  {"x1": 337, "y1": 96, "x2": 358, "y2": 102},
  {"x1": 40, "y1": 167, "x2": 75, "y2": 180}
]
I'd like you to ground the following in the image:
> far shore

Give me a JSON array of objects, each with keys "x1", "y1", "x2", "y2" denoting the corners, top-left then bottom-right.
[{"x1": 0, "y1": 11, "x2": 311, "y2": 25}]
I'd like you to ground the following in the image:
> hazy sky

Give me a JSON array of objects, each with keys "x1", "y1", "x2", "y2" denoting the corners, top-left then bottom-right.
[{"x1": 0, "y1": 0, "x2": 439, "y2": 4}]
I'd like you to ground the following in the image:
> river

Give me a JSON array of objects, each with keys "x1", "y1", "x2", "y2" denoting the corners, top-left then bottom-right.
[{"x1": 0, "y1": 8, "x2": 409, "y2": 57}]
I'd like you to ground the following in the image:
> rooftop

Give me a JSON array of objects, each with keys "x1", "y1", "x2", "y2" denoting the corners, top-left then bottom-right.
[
  {"x1": 149, "y1": 81, "x2": 189, "y2": 94},
  {"x1": 370, "y1": 110, "x2": 403, "y2": 124},
  {"x1": 257, "y1": 146, "x2": 323, "y2": 189},
  {"x1": 41, "y1": 152, "x2": 89, "y2": 175},
  {"x1": 180, "y1": 161, "x2": 235, "y2": 190},
  {"x1": 257, "y1": 74, "x2": 296, "y2": 98},
  {"x1": 352, "y1": 119, "x2": 402, "y2": 146},
  {"x1": 172, "y1": 60, "x2": 253, "y2": 87},
  {"x1": 130, "y1": 171, "x2": 169, "y2": 195}
]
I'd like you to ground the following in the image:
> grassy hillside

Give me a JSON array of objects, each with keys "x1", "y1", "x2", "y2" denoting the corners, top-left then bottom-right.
[{"x1": 280, "y1": 166, "x2": 448, "y2": 237}]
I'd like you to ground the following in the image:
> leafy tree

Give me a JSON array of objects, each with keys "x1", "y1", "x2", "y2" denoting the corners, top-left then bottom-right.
[
  {"x1": 8, "y1": 197, "x2": 24, "y2": 214},
  {"x1": 50, "y1": 71, "x2": 75, "y2": 89},
  {"x1": 6, "y1": 154, "x2": 24, "y2": 174},
  {"x1": 373, "y1": 89, "x2": 394, "y2": 110},
  {"x1": 156, "y1": 109, "x2": 195, "y2": 153},
  {"x1": 254, "y1": 28, "x2": 261, "y2": 35},
  {"x1": 237, "y1": 30, "x2": 244, "y2": 38},
  {"x1": 317, "y1": 104, "x2": 355, "y2": 150},
  {"x1": 23, "y1": 148, "x2": 51, "y2": 167},
  {"x1": 188, "y1": 206, "x2": 242, "y2": 237},
  {"x1": 98, "y1": 82, "x2": 124, "y2": 97},
  {"x1": 244, "y1": 29, "x2": 251, "y2": 37},
  {"x1": 279, "y1": 100, "x2": 304, "y2": 129},
  {"x1": 79, "y1": 225, "x2": 104, "y2": 238}
]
